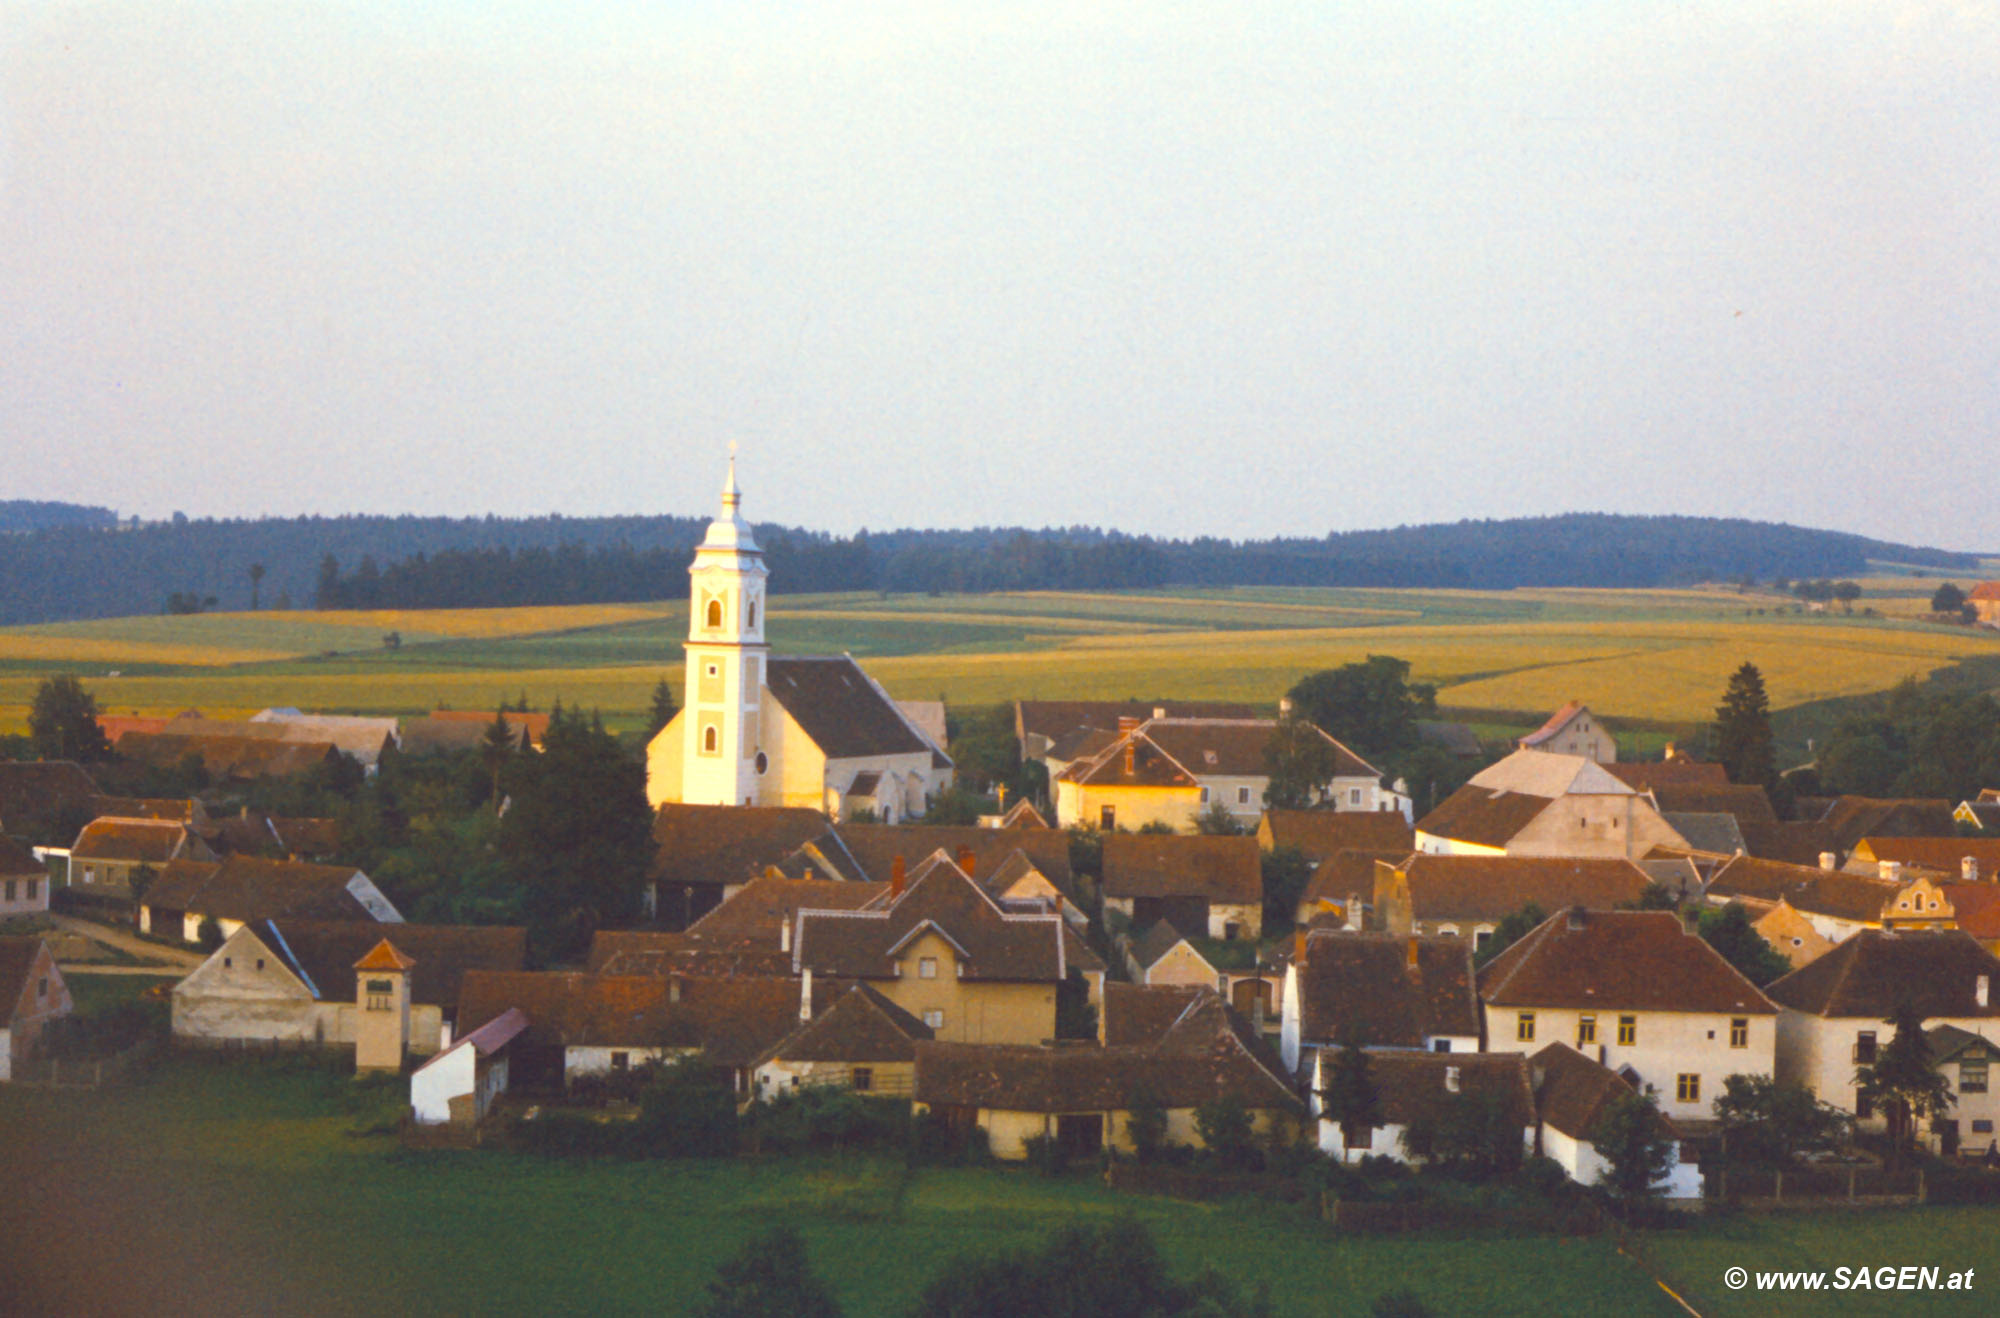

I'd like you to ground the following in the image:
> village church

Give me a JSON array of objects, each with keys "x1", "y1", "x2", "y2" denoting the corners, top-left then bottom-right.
[{"x1": 645, "y1": 459, "x2": 952, "y2": 821}]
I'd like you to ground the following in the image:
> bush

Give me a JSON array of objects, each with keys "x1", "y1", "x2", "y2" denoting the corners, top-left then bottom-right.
[
  {"x1": 1195, "y1": 1095, "x2": 1258, "y2": 1172},
  {"x1": 40, "y1": 999, "x2": 164, "y2": 1061},
  {"x1": 1023, "y1": 1133, "x2": 1069, "y2": 1177},
  {"x1": 635, "y1": 1069, "x2": 739, "y2": 1159},
  {"x1": 908, "y1": 1111, "x2": 991, "y2": 1167},
  {"x1": 740, "y1": 1086, "x2": 908, "y2": 1155},
  {"x1": 912, "y1": 1218, "x2": 1272, "y2": 1318},
  {"x1": 516, "y1": 1110, "x2": 631, "y2": 1158}
]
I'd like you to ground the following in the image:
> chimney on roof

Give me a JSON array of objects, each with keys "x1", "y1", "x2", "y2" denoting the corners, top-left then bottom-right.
[
  {"x1": 800, "y1": 967, "x2": 814, "y2": 1022},
  {"x1": 1345, "y1": 895, "x2": 1364, "y2": 933},
  {"x1": 891, "y1": 854, "x2": 906, "y2": 899},
  {"x1": 1964, "y1": 856, "x2": 1981, "y2": 884},
  {"x1": 1566, "y1": 906, "x2": 1586, "y2": 931},
  {"x1": 1294, "y1": 929, "x2": 1307, "y2": 965},
  {"x1": 956, "y1": 845, "x2": 977, "y2": 877},
  {"x1": 1820, "y1": 852, "x2": 1837, "y2": 871},
  {"x1": 780, "y1": 916, "x2": 792, "y2": 954},
  {"x1": 1879, "y1": 860, "x2": 1903, "y2": 883},
  {"x1": 1445, "y1": 1065, "x2": 1461, "y2": 1094},
  {"x1": 1279, "y1": 696, "x2": 1294, "y2": 719},
  {"x1": 1123, "y1": 736, "x2": 1137, "y2": 776},
  {"x1": 1118, "y1": 715, "x2": 1141, "y2": 735},
  {"x1": 1405, "y1": 936, "x2": 1420, "y2": 972},
  {"x1": 1663, "y1": 742, "x2": 1678, "y2": 761},
  {"x1": 1152, "y1": 706, "x2": 1167, "y2": 720},
  {"x1": 670, "y1": 975, "x2": 682, "y2": 1005}
]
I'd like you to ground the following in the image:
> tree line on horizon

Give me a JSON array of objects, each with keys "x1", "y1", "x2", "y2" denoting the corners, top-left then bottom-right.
[{"x1": 0, "y1": 503, "x2": 1975, "y2": 623}]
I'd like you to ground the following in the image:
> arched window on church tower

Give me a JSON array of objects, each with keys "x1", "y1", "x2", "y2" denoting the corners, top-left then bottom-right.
[
  {"x1": 706, "y1": 599, "x2": 723, "y2": 629},
  {"x1": 747, "y1": 600, "x2": 757, "y2": 629},
  {"x1": 703, "y1": 726, "x2": 718, "y2": 753}
]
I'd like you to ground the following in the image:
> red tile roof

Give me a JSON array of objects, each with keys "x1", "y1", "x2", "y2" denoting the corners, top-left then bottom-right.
[
  {"x1": 1519, "y1": 702, "x2": 1586, "y2": 747},
  {"x1": 754, "y1": 983, "x2": 932, "y2": 1066},
  {"x1": 1261, "y1": 810, "x2": 1414, "y2": 860},
  {"x1": 1603, "y1": 760, "x2": 1731, "y2": 791},
  {"x1": 1478, "y1": 909, "x2": 1777, "y2": 1015},
  {"x1": 1391, "y1": 855, "x2": 1653, "y2": 925},
  {"x1": 1293, "y1": 931, "x2": 1481, "y2": 1046},
  {"x1": 1764, "y1": 929, "x2": 2000, "y2": 1019},
  {"x1": 456, "y1": 970, "x2": 810, "y2": 1066},
  {"x1": 1414, "y1": 786, "x2": 1550, "y2": 849},
  {"x1": 1856, "y1": 837, "x2": 2000, "y2": 877},
  {"x1": 1706, "y1": 854, "x2": 1898, "y2": 924},
  {"x1": 70, "y1": 818, "x2": 193, "y2": 864},
  {"x1": 1100, "y1": 834, "x2": 1261, "y2": 904},
  {"x1": 1301, "y1": 849, "x2": 1410, "y2": 916}
]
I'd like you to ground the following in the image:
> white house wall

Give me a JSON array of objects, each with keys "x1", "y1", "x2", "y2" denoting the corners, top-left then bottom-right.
[{"x1": 1485, "y1": 1005, "x2": 1775, "y2": 1125}]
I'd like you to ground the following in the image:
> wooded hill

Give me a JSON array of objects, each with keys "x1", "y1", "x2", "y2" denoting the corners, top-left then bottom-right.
[{"x1": 0, "y1": 507, "x2": 1976, "y2": 623}]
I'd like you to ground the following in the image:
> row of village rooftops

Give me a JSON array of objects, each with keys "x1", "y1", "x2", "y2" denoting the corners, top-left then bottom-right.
[{"x1": 48, "y1": 851, "x2": 1995, "y2": 1184}]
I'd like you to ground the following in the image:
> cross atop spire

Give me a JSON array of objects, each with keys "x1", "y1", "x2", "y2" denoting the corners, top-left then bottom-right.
[{"x1": 722, "y1": 441, "x2": 741, "y2": 509}]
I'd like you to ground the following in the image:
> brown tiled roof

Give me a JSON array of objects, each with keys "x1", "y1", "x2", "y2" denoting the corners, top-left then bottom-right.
[
  {"x1": 145, "y1": 857, "x2": 383, "y2": 925},
  {"x1": 1968, "y1": 582, "x2": 2000, "y2": 603},
  {"x1": 1414, "y1": 786, "x2": 1549, "y2": 849},
  {"x1": 1046, "y1": 726, "x2": 1120, "y2": 766},
  {"x1": 1100, "y1": 834, "x2": 1260, "y2": 904},
  {"x1": 1293, "y1": 931, "x2": 1481, "y2": 1046},
  {"x1": 252, "y1": 919, "x2": 524, "y2": 1009},
  {"x1": 1529, "y1": 1042, "x2": 1673, "y2": 1141},
  {"x1": 0, "y1": 836, "x2": 46, "y2": 877},
  {"x1": 1262, "y1": 810, "x2": 1414, "y2": 861},
  {"x1": 755, "y1": 983, "x2": 932, "y2": 1066},
  {"x1": 1855, "y1": 837, "x2": 2000, "y2": 876},
  {"x1": 1957, "y1": 802, "x2": 2000, "y2": 832},
  {"x1": 915, "y1": 996, "x2": 1298, "y2": 1114},
  {"x1": 1365, "y1": 1051, "x2": 1536, "y2": 1132},
  {"x1": 1394, "y1": 855, "x2": 1652, "y2": 925},
  {"x1": 1736, "y1": 818, "x2": 1843, "y2": 868},
  {"x1": 764, "y1": 656, "x2": 940, "y2": 761},
  {"x1": 0, "y1": 936, "x2": 52, "y2": 1026},
  {"x1": 692, "y1": 874, "x2": 888, "y2": 940},
  {"x1": 1935, "y1": 884, "x2": 2000, "y2": 940},
  {"x1": 1152, "y1": 720, "x2": 1376, "y2": 781},
  {"x1": 838, "y1": 823, "x2": 1074, "y2": 890},
  {"x1": 1056, "y1": 727, "x2": 1199, "y2": 789},
  {"x1": 1519, "y1": 702, "x2": 1586, "y2": 747},
  {"x1": 1811, "y1": 797, "x2": 1957, "y2": 851},
  {"x1": 1301, "y1": 849, "x2": 1410, "y2": 914},
  {"x1": 991, "y1": 800, "x2": 1051, "y2": 829},
  {"x1": 1478, "y1": 910, "x2": 1778, "y2": 1015},
  {"x1": 794, "y1": 858, "x2": 1067, "y2": 983},
  {"x1": 90, "y1": 796, "x2": 200, "y2": 823},
  {"x1": 587, "y1": 876, "x2": 886, "y2": 975},
  {"x1": 1706, "y1": 855, "x2": 1898, "y2": 924},
  {"x1": 1417, "y1": 721, "x2": 1483, "y2": 757},
  {"x1": 0, "y1": 761, "x2": 99, "y2": 828},
  {"x1": 117, "y1": 732, "x2": 339, "y2": 780},
  {"x1": 1063, "y1": 924, "x2": 1106, "y2": 975},
  {"x1": 1604, "y1": 760, "x2": 1730, "y2": 791},
  {"x1": 1764, "y1": 929, "x2": 2000, "y2": 1019},
  {"x1": 1647, "y1": 783, "x2": 1779, "y2": 824},
  {"x1": 647, "y1": 803, "x2": 840, "y2": 890},
  {"x1": 1100, "y1": 982, "x2": 1209, "y2": 1047},
  {"x1": 70, "y1": 818, "x2": 192, "y2": 864},
  {"x1": 456, "y1": 970, "x2": 810, "y2": 1065},
  {"x1": 1016, "y1": 701, "x2": 1260, "y2": 745}
]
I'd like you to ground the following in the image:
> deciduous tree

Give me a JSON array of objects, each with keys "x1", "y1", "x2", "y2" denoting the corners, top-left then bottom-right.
[
  {"x1": 1591, "y1": 1086, "x2": 1676, "y2": 1208},
  {"x1": 1855, "y1": 1003, "x2": 1954, "y2": 1156},
  {"x1": 28, "y1": 674, "x2": 112, "y2": 762},
  {"x1": 694, "y1": 1227, "x2": 840, "y2": 1318}
]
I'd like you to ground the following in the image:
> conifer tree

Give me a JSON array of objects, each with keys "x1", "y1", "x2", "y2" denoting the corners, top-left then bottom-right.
[
  {"x1": 1713, "y1": 661, "x2": 1775, "y2": 787},
  {"x1": 646, "y1": 678, "x2": 679, "y2": 738}
]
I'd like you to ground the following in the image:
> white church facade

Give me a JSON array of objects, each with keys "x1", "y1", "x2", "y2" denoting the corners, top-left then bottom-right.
[{"x1": 645, "y1": 460, "x2": 952, "y2": 821}]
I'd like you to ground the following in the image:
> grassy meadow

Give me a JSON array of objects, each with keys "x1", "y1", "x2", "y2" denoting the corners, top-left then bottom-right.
[
  {"x1": 4, "y1": 1056, "x2": 1996, "y2": 1316},
  {"x1": 2, "y1": 573, "x2": 1997, "y2": 739}
]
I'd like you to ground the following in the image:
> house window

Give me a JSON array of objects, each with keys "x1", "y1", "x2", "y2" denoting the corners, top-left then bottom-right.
[
  {"x1": 1617, "y1": 1015, "x2": 1637, "y2": 1046},
  {"x1": 1856, "y1": 1091, "x2": 1873, "y2": 1119},
  {"x1": 923, "y1": 1010, "x2": 944, "y2": 1030},
  {"x1": 1349, "y1": 788, "x2": 1362, "y2": 806},
  {"x1": 256, "y1": 958, "x2": 265, "y2": 971},
  {"x1": 1577, "y1": 1015, "x2": 1597, "y2": 1046},
  {"x1": 1223, "y1": 921, "x2": 1240, "y2": 941},
  {"x1": 919, "y1": 956, "x2": 938, "y2": 980},
  {"x1": 703, "y1": 726, "x2": 719, "y2": 754},
  {"x1": 706, "y1": 600, "x2": 723, "y2": 629},
  {"x1": 1433, "y1": 1039, "x2": 1451, "y2": 1053},
  {"x1": 1974, "y1": 1120, "x2": 1994, "y2": 1135},
  {"x1": 1350, "y1": 1125, "x2": 1373, "y2": 1149},
  {"x1": 755, "y1": 752, "x2": 768, "y2": 775},
  {"x1": 1237, "y1": 786, "x2": 1251, "y2": 806},
  {"x1": 3, "y1": 879, "x2": 13, "y2": 901},
  {"x1": 1962, "y1": 1062, "x2": 1989, "y2": 1095},
  {"x1": 364, "y1": 978, "x2": 394, "y2": 1011},
  {"x1": 25, "y1": 879, "x2": 37, "y2": 902},
  {"x1": 1677, "y1": 1074, "x2": 1700, "y2": 1104},
  {"x1": 1474, "y1": 928, "x2": 1493, "y2": 951},
  {"x1": 747, "y1": 601, "x2": 757, "y2": 629},
  {"x1": 1099, "y1": 805, "x2": 1116, "y2": 830},
  {"x1": 36, "y1": 975, "x2": 47, "y2": 1000},
  {"x1": 852, "y1": 1066, "x2": 873, "y2": 1093},
  {"x1": 224, "y1": 957, "x2": 232, "y2": 969},
  {"x1": 1516, "y1": 1012, "x2": 1536, "y2": 1042},
  {"x1": 1729, "y1": 1018, "x2": 1749, "y2": 1049},
  {"x1": 1854, "y1": 1031, "x2": 1877, "y2": 1064},
  {"x1": 1199, "y1": 787, "x2": 1210, "y2": 804},
  {"x1": 611, "y1": 1051, "x2": 629, "y2": 1072}
]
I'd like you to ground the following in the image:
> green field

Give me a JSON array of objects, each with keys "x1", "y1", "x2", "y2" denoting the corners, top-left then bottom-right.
[
  {"x1": 4, "y1": 1056, "x2": 1996, "y2": 1316},
  {"x1": 3, "y1": 575, "x2": 1997, "y2": 739}
]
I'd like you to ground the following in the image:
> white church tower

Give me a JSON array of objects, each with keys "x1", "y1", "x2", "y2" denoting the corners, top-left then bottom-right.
[{"x1": 679, "y1": 453, "x2": 769, "y2": 806}]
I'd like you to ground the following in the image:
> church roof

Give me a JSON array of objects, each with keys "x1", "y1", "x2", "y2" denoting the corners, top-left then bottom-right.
[{"x1": 765, "y1": 656, "x2": 939, "y2": 762}]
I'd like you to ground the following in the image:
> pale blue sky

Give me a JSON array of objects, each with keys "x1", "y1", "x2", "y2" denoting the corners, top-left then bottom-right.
[{"x1": 4, "y1": 2, "x2": 1995, "y2": 547}]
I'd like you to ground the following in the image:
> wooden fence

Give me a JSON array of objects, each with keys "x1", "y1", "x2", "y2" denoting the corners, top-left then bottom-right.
[
  {"x1": 13, "y1": 1036, "x2": 161, "y2": 1090},
  {"x1": 1704, "y1": 1165, "x2": 1923, "y2": 1206}
]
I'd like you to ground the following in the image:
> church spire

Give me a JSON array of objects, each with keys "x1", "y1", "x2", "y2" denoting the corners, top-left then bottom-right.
[{"x1": 721, "y1": 441, "x2": 741, "y2": 511}]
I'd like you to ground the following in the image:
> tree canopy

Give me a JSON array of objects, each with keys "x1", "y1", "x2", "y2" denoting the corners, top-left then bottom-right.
[
  {"x1": 1697, "y1": 903, "x2": 1792, "y2": 987},
  {"x1": 1854, "y1": 1003, "x2": 1954, "y2": 1154},
  {"x1": 1590, "y1": 1086, "x2": 1676, "y2": 1207},
  {"x1": 1286, "y1": 656, "x2": 1436, "y2": 763},
  {"x1": 694, "y1": 1227, "x2": 841, "y2": 1318},
  {"x1": 28, "y1": 674, "x2": 112, "y2": 762}
]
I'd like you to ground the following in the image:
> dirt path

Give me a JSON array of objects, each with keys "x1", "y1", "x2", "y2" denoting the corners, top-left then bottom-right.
[{"x1": 49, "y1": 913, "x2": 204, "y2": 970}]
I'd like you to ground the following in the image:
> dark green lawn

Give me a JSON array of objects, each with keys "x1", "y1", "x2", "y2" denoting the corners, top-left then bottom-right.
[{"x1": 2, "y1": 1056, "x2": 1685, "y2": 1317}]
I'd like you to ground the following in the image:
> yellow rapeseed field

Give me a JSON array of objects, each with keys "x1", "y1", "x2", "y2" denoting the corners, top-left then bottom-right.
[
  {"x1": 0, "y1": 635, "x2": 299, "y2": 666},
  {"x1": 249, "y1": 603, "x2": 679, "y2": 638}
]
